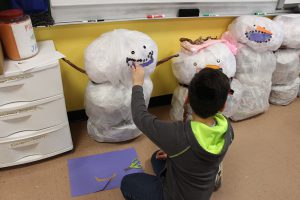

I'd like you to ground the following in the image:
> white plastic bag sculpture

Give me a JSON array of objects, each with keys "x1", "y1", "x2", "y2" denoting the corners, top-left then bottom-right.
[
  {"x1": 273, "y1": 14, "x2": 300, "y2": 49},
  {"x1": 270, "y1": 78, "x2": 300, "y2": 105},
  {"x1": 270, "y1": 49, "x2": 300, "y2": 105},
  {"x1": 226, "y1": 16, "x2": 283, "y2": 121},
  {"x1": 231, "y1": 83, "x2": 272, "y2": 120},
  {"x1": 235, "y1": 44, "x2": 276, "y2": 85},
  {"x1": 272, "y1": 49, "x2": 300, "y2": 85},
  {"x1": 230, "y1": 44, "x2": 277, "y2": 121},
  {"x1": 84, "y1": 29, "x2": 158, "y2": 142},
  {"x1": 170, "y1": 37, "x2": 237, "y2": 120},
  {"x1": 222, "y1": 78, "x2": 244, "y2": 118},
  {"x1": 272, "y1": 15, "x2": 300, "y2": 103},
  {"x1": 228, "y1": 15, "x2": 283, "y2": 52}
]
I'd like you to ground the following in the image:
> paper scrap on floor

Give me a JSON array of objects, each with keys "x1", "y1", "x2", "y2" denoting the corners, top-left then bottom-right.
[{"x1": 67, "y1": 147, "x2": 143, "y2": 197}]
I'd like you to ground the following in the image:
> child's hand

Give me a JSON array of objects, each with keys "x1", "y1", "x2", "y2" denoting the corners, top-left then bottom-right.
[
  {"x1": 131, "y1": 63, "x2": 145, "y2": 86},
  {"x1": 156, "y1": 150, "x2": 168, "y2": 160}
]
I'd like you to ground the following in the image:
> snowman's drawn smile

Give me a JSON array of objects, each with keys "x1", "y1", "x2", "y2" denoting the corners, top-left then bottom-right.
[
  {"x1": 126, "y1": 51, "x2": 154, "y2": 67},
  {"x1": 245, "y1": 25, "x2": 272, "y2": 43}
]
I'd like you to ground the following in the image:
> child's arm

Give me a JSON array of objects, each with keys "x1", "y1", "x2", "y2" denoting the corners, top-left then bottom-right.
[{"x1": 131, "y1": 65, "x2": 188, "y2": 156}]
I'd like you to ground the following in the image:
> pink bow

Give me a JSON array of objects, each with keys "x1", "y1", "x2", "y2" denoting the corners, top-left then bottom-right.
[
  {"x1": 221, "y1": 31, "x2": 238, "y2": 55},
  {"x1": 180, "y1": 32, "x2": 238, "y2": 55}
]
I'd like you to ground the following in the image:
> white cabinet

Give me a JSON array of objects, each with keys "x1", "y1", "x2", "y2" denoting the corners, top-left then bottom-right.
[{"x1": 0, "y1": 40, "x2": 73, "y2": 168}]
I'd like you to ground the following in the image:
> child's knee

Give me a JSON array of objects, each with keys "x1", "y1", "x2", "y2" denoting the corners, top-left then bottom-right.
[
  {"x1": 120, "y1": 175, "x2": 130, "y2": 199},
  {"x1": 121, "y1": 173, "x2": 138, "y2": 192},
  {"x1": 121, "y1": 174, "x2": 131, "y2": 191}
]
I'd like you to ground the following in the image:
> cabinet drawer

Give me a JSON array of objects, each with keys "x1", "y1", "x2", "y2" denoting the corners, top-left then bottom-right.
[
  {"x1": 0, "y1": 124, "x2": 73, "y2": 168},
  {"x1": 0, "y1": 95, "x2": 68, "y2": 138},
  {"x1": 0, "y1": 64, "x2": 63, "y2": 106}
]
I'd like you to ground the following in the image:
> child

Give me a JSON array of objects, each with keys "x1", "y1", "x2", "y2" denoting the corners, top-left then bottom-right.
[{"x1": 121, "y1": 64, "x2": 234, "y2": 200}]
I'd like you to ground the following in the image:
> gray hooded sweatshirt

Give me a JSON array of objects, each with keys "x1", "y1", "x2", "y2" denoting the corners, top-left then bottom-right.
[{"x1": 131, "y1": 85, "x2": 234, "y2": 200}]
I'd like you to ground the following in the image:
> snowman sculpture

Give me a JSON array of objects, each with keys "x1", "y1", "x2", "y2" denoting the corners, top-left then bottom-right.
[
  {"x1": 270, "y1": 15, "x2": 300, "y2": 105},
  {"x1": 84, "y1": 29, "x2": 158, "y2": 142},
  {"x1": 170, "y1": 36, "x2": 238, "y2": 121},
  {"x1": 225, "y1": 15, "x2": 283, "y2": 121}
]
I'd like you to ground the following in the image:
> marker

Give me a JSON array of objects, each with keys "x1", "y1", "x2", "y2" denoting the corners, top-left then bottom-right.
[
  {"x1": 147, "y1": 14, "x2": 165, "y2": 19},
  {"x1": 202, "y1": 13, "x2": 219, "y2": 17},
  {"x1": 254, "y1": 12, "x2": 267, "y2": 15},
  {"x1": 87, "y1": 19, "x2": 105, "y2": 23}
]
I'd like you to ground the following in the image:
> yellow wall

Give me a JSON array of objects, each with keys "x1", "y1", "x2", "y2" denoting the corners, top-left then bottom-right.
[{"x1": 34, "y1": 17, "x2": 235, "y2": 111}]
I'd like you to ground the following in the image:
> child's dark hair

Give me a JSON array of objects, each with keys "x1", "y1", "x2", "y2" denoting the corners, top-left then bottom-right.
[{"x1": 188, "y1": 68, "x2": 230, "y2": 118}]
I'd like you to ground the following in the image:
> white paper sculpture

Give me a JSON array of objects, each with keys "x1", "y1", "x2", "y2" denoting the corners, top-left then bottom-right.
[{"x1": 84, "y1": 29, "x2": 158, "y2": 142}]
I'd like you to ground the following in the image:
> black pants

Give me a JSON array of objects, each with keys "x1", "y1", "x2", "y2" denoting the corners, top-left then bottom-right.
[{"x1": 120, "y1": 151, "x2": 165, "y2": 200}]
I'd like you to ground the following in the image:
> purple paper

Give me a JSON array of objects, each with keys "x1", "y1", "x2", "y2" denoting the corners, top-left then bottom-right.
[{"x1": 67, "y1": 148, "x2": 143, "y2": 197}]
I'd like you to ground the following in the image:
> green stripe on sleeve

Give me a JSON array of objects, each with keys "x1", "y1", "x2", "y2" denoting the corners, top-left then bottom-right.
[{"x1": 169, "y1": 146, "x2": 191, "y2": 158}]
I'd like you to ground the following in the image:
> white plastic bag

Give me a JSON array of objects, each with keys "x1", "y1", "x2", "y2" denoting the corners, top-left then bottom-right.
[
  {"x1": 222, "y1": 78, "x2": 244, "y2": 118},
  {"x1": 172, "y1": 52, "x2": 201, "y2": 86},
  {"x1": 228, "y1": 15, "x2": 283, "y2": 52},
  {"x1": 229, "y1": 45, "x2": 276, "y2": 120},
  {"x1": 231, "y1": 83, "x2": 272, "y2": 121},
  {"x1": 270, "y1": 77, "x2": 300, "y2": 106},
  {"x1": 172, "y1": 42, "x2": 236, "y2": 85},
  {"x1": 84, "y1": 29, "x2": 158, "y2": 142},
  {"x1": 169, "y1": 86, "x2": 192, "y2": 121},
  {"x1": 235, "y1": 45, "x2": 276, "y2": 85},
  {"x1": 171, "y1": 39, "x2": 236, "y2": 120},
  {"x1": 272, "y1": 49, "x2": 300, "y2": 85},
  {"x1": 85, "y1": 79, "x2": 153, "y2": 142},
  {"x1": 273, "y1": 14, "x2": 300, "y2": 49},
  {"x1": 85, "y1": 29, "x2": 158, "y2": 87}
]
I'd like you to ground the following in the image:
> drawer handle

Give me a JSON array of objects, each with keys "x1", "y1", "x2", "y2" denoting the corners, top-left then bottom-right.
[
  {"x1": 15, "y1": 154, "x2": 44, "y2": 163},
  {"x1": 8, "y1": 124, "x2": 65, "y2": 148},
  {"x1": 10, "y1": 134, "x2": 47, "y2": 149},
  {"x1": 0, "y1": 73, "x2": 33, "y2": 88},
  {"x1": 0, "y1": 106, "x2": 37, "y2": 121}
]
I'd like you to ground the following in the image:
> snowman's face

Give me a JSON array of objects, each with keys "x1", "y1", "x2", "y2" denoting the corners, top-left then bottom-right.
[
  {"x1": 85, "y1": 29, "x2": 158, "y2": 86},
  {"x1": 172, "y1": 42, "x2": 236, "y2": 85},
  {"x1": 126, "y1": 48, "x2": 154, "y2": 67},
  {"x1": 198, "y1": 43, "x2": 236, "y2": 78},
  {"x1": 172, "y1": 52, "x2": 203, "y2": 85},
  {"x1": 228, "y1": 15, "x2": 283, "y2": 52},
  {"x1": 245, "y1": 24, "x2": 272, "y2": 43},
  {"x1": 124, "y1": 36, "x2": 157, "y2": 78}
]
